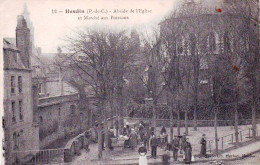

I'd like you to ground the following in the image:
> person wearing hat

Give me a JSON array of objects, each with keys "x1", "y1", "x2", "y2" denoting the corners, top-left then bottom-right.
[
  {"x1": 171, "y1": 136, "x2": 180, "y2": 161},
  {"x1": 108, "y1": 128, "x2": 115, "y2": 150},
  {"x1": 139, "y1": 122, "x2": 145, "y2": 142},
  {"x1": 184, "y1": 138, "x2": 192, "y2": 164},
  {"x1": 200, "y1": 134, "x2": 207, "y2": 158},
  {"x1": 150, "y1": 133, "x2": 158, "y2": 159},
  {"x1": 180, "y1": 133, "x2": 187, "y2": 154},
  {"x1": 143, "y1": 127, "x2": 150, "y2": 150},
  {"x1": 84, "y1": 131, "x2": 90, "y2": 152}
]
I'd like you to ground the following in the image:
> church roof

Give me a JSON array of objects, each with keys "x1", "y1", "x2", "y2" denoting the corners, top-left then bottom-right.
[{"x1": 3, "y1": 38, "x2": 19, "y2": 51}]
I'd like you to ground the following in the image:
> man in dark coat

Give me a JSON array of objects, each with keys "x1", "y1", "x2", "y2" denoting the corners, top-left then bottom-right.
[
  {"x1": 139, "y1": 123, "x2": 145, "y2": 141},
  {"x1": 84, "y1": 131, "x2": 90, "y2": 152},
  {"x1": 150, "y1": 134, "x2": 158, "y2": 158},
  {"x1": 200, "y1": 134, "x2": 207, "y2": 158},
  {"x1": 150, "y1": 127, "x2": 155, "y2": 136},
  {"x1": 184, "y1": 138, "x2": 192, "y2": 164},
  {"x1": 143, "y1": 128, "x2": 150, "y2": 150},
  {"x1": 180, "y1": 133, "x2": 187, "y2": 154},
  {"x1": 171, "y1": 136, "x2": 180, "y2": 161},
  {"x1": 126, "y1": 125, "x2": 130, "y2": 136},
  {"x1": 108, "y1": 129, "x2": 115, "y2": 150}
]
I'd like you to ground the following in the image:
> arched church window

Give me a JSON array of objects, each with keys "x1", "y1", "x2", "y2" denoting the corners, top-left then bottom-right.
[
  {"x1": 200, "y1": 36, "x2": 208, "y2": 54},
  {"x1": 209, "y1": 32, "x2": 216, "y2": 52},
  {"x1": 189, "y1": 34, "x2": 196, "y2": 55},
  {"x1": 224, "y1": 32, "x2": 231, "y2": 52},
  {"x1": 176, "y1": 35, "x2": 183, "y2": 54}
]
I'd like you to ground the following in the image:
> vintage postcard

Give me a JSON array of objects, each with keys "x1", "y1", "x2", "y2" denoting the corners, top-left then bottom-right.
[{"x1": 0, "y1": 0, "x2": 259, "y2": 164}]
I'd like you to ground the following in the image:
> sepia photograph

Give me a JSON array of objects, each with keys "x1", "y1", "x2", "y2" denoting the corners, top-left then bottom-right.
[{"x1": 0, "y1": 0, "x2": 259, "y2": 164}]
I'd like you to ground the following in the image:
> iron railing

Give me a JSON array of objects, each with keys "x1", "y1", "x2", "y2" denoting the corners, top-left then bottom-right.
[
  {"x1": 12, "y1": 148, "x2": 65, "y2": 164},
  {"x1": 207, "y1": 126, "x2": 260, "y2": 154}
]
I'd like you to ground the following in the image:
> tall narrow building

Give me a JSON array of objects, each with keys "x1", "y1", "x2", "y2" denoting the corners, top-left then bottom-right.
[{"x1": 3, "y1": 15, "x2": 39, "y2": 165}]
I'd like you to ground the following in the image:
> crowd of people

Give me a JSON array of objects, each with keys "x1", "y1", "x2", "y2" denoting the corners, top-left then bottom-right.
[
  {"x1": 135, "y1": 122, "x2": 208, "y2": 165},
  {"x1": 82, "y1": 122, "x2": 207, "y2": 165}
]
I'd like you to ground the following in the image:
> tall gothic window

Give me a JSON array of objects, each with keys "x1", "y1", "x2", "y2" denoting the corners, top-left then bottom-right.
[
  {"x1": 176, "y1": 35, "x2": 183, "y2": 54},
  {"x1": 224, "y1": 32, "x2": 231, "y2": 52},
  {"x1": 209, "y1": 32, "x2": 216, "y2": 52},
  {"x1": 201, "y1": 36, "x2": 208, "y2": 53},
  {"x1": 189, "y1": 34, "x2": 196, "y2": 55}
]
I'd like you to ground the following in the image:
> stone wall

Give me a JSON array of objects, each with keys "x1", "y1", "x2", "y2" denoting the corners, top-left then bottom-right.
[
  {"x1": 38, "y1": 94, "x2": 88, "y2": 149},
  {"x1": 45, "y1": 78, "x2": 77, "y2": 97}
]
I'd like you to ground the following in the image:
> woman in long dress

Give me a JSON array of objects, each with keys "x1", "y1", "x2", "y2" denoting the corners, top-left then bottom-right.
[
  {"x1": 130, "y1": 128, "x2": 138, "y2": 150},
  {"x1": 184, "y1": 139, "x2": 192, "y2": 164},
  {"x1": 138, "y1": 143, "x2": 148, "y2": 165},
  {"x1": 200, "y1": 134, "x2": 207, "y2": 158}
]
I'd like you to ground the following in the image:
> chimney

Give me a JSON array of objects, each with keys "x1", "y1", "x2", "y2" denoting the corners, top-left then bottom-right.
[
  {"x1": 32, "y1": 84, "x2": 39, "y2": 125},
  {"x1": 16, "y1": 15, "x2": 31, "y2": 68}
]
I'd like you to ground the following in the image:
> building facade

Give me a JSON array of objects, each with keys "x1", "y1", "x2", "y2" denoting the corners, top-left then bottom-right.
[
  {"x1": 37, "y1": 94, "x2": 88, "y2": 149},
  {"x1": 3, "y1": 15, "x2": 40, "y2": 165},
  {"x1": 2, "y1": 5, "x2": 90, "y2": 164},
  {"x1": 159, "y1": 0, "x2": 259, "y2": 120}
]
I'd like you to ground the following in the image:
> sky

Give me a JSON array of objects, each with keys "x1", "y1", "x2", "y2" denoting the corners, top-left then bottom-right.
[{"x1": 0, "y1": 0, "x2": 181, "y2": 54}]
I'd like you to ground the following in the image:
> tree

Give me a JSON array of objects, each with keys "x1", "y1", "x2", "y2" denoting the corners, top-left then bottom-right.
[
  {"x1": 224, "y1": 0, "x2": 259, "y2": 139},
  {"x1": 130, "y1": 28, "x2": 166, "y2": 134},
  {"x1": 56, "y1": 29, "x2": 136, "y2": 159}
]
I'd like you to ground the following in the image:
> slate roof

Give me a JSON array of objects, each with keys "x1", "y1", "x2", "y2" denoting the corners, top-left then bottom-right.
[
  {"x1": 3, "y1": 38, "x2": 26, "y2": 69},
  {"x1": 3, "y1": 38, "x2": 19, "y2": 51}
]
